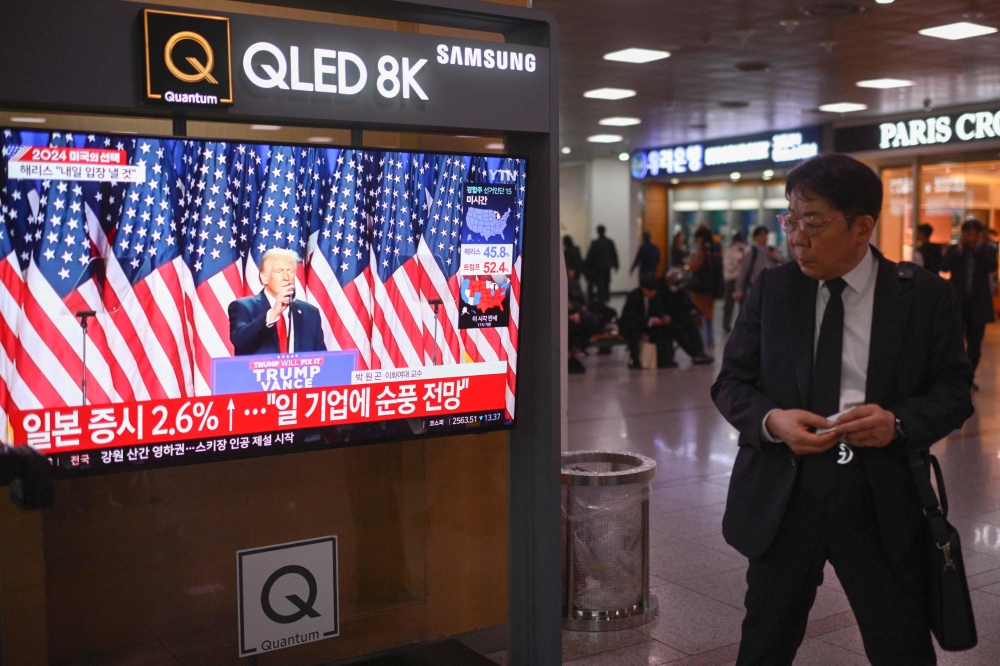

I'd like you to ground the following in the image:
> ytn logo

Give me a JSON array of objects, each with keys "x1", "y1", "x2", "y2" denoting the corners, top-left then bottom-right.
[{"x1": 143, "y1": 9, "x2": 234, "y2": 106}]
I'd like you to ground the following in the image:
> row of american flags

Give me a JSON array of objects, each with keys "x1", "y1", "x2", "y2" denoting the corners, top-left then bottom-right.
[{"x1": 0, "y1": 129, "x2": 525, "y2": 443}]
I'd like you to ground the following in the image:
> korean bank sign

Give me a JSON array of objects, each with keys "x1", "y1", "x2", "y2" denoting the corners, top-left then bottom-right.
[
  {"x1": 835, "y1": 107, "x2": 1000, "y2": 153},
  {"x1": 630, "y1": 127, "x2": 821, "y2": 180}
]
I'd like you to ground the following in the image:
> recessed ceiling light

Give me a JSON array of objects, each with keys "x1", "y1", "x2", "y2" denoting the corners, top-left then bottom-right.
[
  {"x1": 307, "y1": 136, "x2": 333, "y2": 143},
  {"x1": 670, "y1": 178, "x2": 680, "y2": 185},
  {"x1": 584, "y1": 88, "x2": 637, "y2": 100},
  {"x1": 587, "y1": 134, "x2": 624, "y2": 143},
  {"x1": 856, "y1": 78, "x2": 914, "y2": 89},
  {"x1": 919, "y1": 22, "x2": 997, "y2": 41},
  {"x1": 599, "y1": 117, "x2": 642, "y2": 127},
  {"x1": 9, "y1": 116, "x2": 46, "y2": 123},
  {"x1": 561, "y1": 147, "x2": 572, "y2": 155},
  {"x1": 603, "y1": 48, "x2": 670, "y2": 64},
  {"x1": 818, "y1": 102, "x2": 868, "y2": 113},
  {"x1": 875, "y1": 0, "x2": 894, "y2": 4},
  {"x1": 486, "y1": 142, "x2": 505, "y2": 150},
  {"x1": 762, "y1": 169, "x2": 775, "y2": 180},
  {"x1": 251, "y1": 124, "x2": 282, "y2": 130},
  {"x1": 618, "y1": 152, "x2": 630, "y2": 161},
  {"x1": 730, "y1": 172, "x2": 742, "y2": 181}
]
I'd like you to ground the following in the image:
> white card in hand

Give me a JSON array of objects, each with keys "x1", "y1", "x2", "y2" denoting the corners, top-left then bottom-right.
[{"x1": 815, "y1": 410, "x2": 846, "y2": 435}]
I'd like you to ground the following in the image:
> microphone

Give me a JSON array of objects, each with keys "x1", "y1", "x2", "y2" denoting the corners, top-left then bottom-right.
[
  {"x1": 428, "y1": 299, "x2": 444, "y2": 305},
  {"x1": 288, "y1": 284, "x2": 296, "y2": 303}
]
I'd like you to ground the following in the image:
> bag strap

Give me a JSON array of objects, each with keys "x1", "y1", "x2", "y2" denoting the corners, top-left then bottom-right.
[
  {"x1": 909, "y1": 451, "x2": 953, "y2": 548},
  {"x1": 746, "y1": 246, "x2": 759, "y2": 285}
]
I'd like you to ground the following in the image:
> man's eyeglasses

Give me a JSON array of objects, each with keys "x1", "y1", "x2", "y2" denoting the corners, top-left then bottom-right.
[{"x1": 777, "y1": 212, "x2": 854, "y2": 238}]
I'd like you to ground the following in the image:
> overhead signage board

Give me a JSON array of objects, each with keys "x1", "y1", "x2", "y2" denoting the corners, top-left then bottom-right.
[
  {"x1": 0, "y1": 0, "x2": 550, "y2": 133},
  {"x1": 238, "y1": 536, "x2": 339, "y2": 658},
  {"x1": 835, "y1": 106, "x2": 1000, "y2": 153},
  {"x1": 630, "y1": 127, "x2": 821, "y2": 180}
]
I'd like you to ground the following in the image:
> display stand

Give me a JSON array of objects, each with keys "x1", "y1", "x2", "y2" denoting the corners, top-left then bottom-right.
[{"x1": 0, "y1": 1, "x2": 560, "y2": 664}]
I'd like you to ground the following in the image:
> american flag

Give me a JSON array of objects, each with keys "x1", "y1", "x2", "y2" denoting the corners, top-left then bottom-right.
[{"x1": 0, "y1": 130, "x2": 526, "y2": 420}]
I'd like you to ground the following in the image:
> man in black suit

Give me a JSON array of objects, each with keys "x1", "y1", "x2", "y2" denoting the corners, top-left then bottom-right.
[
  {"x1": 712, "y1": 154, "x2": 973, "y2": 665},
  {"x1": 942, "y1": 218, "x2": 998, "y2": 387},
  {"x1": 229, "y1": 248, "x2": 327, "y2": 355},
  {"x1": 620, "y1": 273, "x2": 674, "y2": 368},
  {"x1": 915, "y1": 223, "x2": 943, "y2": 275}
]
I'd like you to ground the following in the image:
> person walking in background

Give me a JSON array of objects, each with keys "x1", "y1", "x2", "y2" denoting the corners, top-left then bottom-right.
[
  {"x1": 713, "y1": 153, "x2": 973, "y2": 665},
  {"x1": 942, "y1": 218, "x2": 998, "y2": 389},
  {"x1": 585, "y1": 225, "x2": 619, "y2": 304},
  {"x1": 631, "y1": 230, "x2": 661, "y2": 276},
  {"x1": 735, "y1": 225, "x2": 781, "y2": 304},
  {"x1": 722, "y1": 232, "x2": 748, "y2": 332},
  {"x1": 670, "y1": 231, "x2": 689, "y2": 268},
  {"x1": 687, "y1": 226, "x2": 723, "y2": 349},
  {"x1": 563, "y1": 235, "x2": 585, "y2": 279},
  {"x1": 913, "y1": 223, "x2": 943, "y2": 275}
]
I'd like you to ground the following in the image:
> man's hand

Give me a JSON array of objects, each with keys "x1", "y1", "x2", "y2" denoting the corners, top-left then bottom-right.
[
  {"x1": 834, "y1": 404, "x2": 896, "y2": 448},
  {"x1": 648, "y1": 316, "x2": 663, "y2": 327},
  {"x1": 267, "y1": 283, "x2": 294, "y2": 323},
  {"x1": 764, "y1": 409, "x2": 839, "y2": 456},
  {"x1": 569, "y1": 313, "x2": 581, "y2": 324},
  {"x1": 734, "y1": 292, "x2": 744, "y2": 303}
]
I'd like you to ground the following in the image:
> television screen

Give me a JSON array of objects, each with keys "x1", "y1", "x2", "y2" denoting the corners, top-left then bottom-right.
[{"x1": 0, "y1": 128, "x2": 525, "y2": 475}]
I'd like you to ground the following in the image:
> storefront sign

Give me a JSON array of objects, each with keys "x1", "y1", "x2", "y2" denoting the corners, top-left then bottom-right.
[
  {"x1": 0, "y1": 0, "x2": 550, "y2": 133},
  {"x1": 630, "y1": 127, "x2": 821, "y2": 180},
  {"x1": 835, "y1": 106, "x2": 1000, "y2": 153},
  {"x1": 238, "y1": 537, "x2": 339, "y2": 657}
]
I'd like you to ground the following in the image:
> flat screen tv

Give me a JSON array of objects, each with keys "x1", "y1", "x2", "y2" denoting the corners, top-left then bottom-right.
[{"x1": 0, "y1": 128, "x2": 525, "y2": 475}]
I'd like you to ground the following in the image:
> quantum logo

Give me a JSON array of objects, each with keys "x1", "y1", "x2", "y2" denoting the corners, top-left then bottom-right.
[{"x1": 143, "y1": 9, "x2": 234, "y2": 106}]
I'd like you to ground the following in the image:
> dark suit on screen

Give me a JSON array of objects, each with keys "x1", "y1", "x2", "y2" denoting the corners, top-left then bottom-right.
[
  {"x1": 712, "y1": 247, "x2": 973, "y2": 663},
  {"x1": 228, "y1": 291, "x2": 326, "y2": 356}
]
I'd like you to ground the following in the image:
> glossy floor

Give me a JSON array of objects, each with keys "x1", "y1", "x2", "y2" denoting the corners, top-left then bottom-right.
[{"x1": 490, "y1": 322, "x2": 1000, "y2": 665}]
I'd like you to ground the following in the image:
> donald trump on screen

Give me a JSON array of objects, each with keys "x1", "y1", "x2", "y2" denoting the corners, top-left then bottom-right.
[{"x1": 228, "y1": 248, "x2": 326, "y2": 356}]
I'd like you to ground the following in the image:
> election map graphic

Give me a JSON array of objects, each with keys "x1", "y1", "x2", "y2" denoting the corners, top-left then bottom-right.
[
  {"x1": 465, "y1": 207, "x2": 511, "y2": 241},
  {"x1": 459, "y1": 276, "x2": 510, "y2": 329}
]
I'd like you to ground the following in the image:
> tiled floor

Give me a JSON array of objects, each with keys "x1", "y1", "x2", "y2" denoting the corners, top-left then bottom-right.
[{"x1": 489, "y1": 319, "x2": 1000, "y2": 665}]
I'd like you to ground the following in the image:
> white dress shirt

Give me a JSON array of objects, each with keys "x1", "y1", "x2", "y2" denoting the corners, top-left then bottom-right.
[
  {"x1": 762, "y1": 246, "x2": 878, "y2": 441},
  {"x1": 264, "y1": 289, "x2": 294, "y2": 353}
]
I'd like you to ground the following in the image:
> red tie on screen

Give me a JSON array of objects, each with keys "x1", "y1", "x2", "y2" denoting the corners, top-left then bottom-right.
[{"x1": 276, "y1": 313, "x2": 288, "y2": 354}]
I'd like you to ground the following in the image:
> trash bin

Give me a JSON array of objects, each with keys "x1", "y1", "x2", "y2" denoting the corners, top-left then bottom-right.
[{"x1": 561, "y1": 450, "x2": 658, "y2": 631}]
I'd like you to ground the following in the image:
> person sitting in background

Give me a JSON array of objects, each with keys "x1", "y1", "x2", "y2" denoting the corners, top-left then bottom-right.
[
  {"x1": 631, "y1": 230, "x2": 661, "y2": 276},
  {"x1": 687, "y1": 226, "x2": 723, "y2": 349},
  {"x1": 563, "y1": 235, "x2": 585, "y2": 279},
  {"x1": 620, "y1": 273, "x2": 676, "y2": 369},
  {"x1": 722, "y1": 232, "x2": 747, "y2": 332},
  {"x1": 670, "y1": 231, "x2": 689, "y2": 268},
  {"x1": 735, "y1": 225, "x2": 781, "y2": 304},
  {"x1": 913, "y1": 223, "x2": 943, "y2": 274},
  {"x1": 567, "y1": 266, "x2": 601, "y2": 374},
  {"x1": 660, "y1": 268, "x2": 715, "y2": 365},
  {"x1": 942, "y1": 218, "x2": 998, "y2": 389}
]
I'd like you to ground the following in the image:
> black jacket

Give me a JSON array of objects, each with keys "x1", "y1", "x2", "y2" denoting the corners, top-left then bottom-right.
[
  {"x1": 917, "y1": 241, "x2": 943, "y2": 275},
  {"x1": 619, "y1": 288, "x2": 667, "y2": 339},
  {"x1": 711, "y1": 248, "x2": 973, "y2": 563},
  {"x1": 228, "y1": 291, "x2": 327, "y2": 356},
  {"x1": 585, "y1": 236, "x2": 619, "y2": 275},
  {"x1": 631, "y1": 241, "x2": 661, "y2": 274},
  {"x1": 942, "y1": 243, "x2": 998, "y2": 324}
]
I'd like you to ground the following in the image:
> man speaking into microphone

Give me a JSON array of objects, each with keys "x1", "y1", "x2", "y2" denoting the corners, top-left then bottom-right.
[{"x1": 229, "y1": 248, "x2": 326, "y2": 356}]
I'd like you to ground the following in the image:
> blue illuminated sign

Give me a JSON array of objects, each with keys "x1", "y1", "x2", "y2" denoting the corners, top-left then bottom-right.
[{"x1": 631, "y1": 126, "x2": 822, "y2": 180}]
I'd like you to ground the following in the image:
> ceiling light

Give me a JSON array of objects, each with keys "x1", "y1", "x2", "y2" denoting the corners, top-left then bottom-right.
[
  {"x1": 730, "y1": 172, "x2": 742, "y2": 181},
  {"x1": 584, "y1": 88, "x2": 637, "y2": 100},
  {"x1": 599, "y1": 117, "x2": 642, "y2": 127},
  {"x1": 856, "y1": 78, "x2": 914, "y2": 89},
  {"x1": 307, "y1": 136, "x2": 332, "y2": 143},
  {"x1": 618, "y1": 152, "x2": 630, "y2": 161},
  {"x1": 251, "y1": 124, "x2": 282, "y2": 130},
  {"x1": 603, "y1": 48, "x2": 670, "y2": 64},
  {"x1": 9, "y1": 116, "x2": 46, "y2": 123},
  {"x1": 486, "y1": 142, "x2": 505, "y2": 150},
  {"x1": 762, "y1": 169, "x2": 775, "y2": 180},
  {"x1": 587, "y1": 134, "x2": 624, "y2": 143},
  {"x1": 875, "y1": 0, "x2": 894, "y2": 4},
  {"x1": 561, "y1": 147, "x2": 572, "y2": 155},
  {"x1": 818, "y1": 102, "x2": 868, "y2": 113},
  {"x1": 919, "y1": 22, "x2": 997, "y2": 41},
  {"x1": 670, "y1": 178, "x2": 680, "y2": 185}
]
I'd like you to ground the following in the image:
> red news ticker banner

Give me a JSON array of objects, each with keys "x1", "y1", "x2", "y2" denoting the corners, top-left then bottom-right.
[{"x1": 11, "y1": 371, "x2": 507, "y2": 454}]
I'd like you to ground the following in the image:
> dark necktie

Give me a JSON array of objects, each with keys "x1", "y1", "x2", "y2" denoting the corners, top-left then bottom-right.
[{"x1": 800, "y1": 277, "x2": 847, "y2": 498}]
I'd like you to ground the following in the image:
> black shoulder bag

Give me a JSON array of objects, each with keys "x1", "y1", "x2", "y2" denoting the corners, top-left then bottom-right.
[{"x1": 909, "y1": 450, "x2": 977, "y2": 651}]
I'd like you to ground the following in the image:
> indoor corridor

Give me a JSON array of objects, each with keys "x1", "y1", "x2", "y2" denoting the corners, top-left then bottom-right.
[{"x1": 495, "y1": 322, "x2": 1000, "y2": 665}]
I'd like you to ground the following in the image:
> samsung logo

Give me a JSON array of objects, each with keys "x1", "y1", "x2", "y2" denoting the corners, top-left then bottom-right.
[{"x1": 436, "y1": 44, "x2": 536, "y2": 72}]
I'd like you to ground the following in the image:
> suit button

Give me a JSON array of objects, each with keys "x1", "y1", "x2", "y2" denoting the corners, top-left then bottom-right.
[{"x1": 791, "y1": 458, "x2": 797, "y2": 467}]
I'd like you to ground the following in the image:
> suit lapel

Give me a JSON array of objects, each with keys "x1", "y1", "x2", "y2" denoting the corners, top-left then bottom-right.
[
  {"x1": 865, "y1": 251, "x2": 911, "y2": 404},
  {"x1": 291, "y1": 304, "x2": 302, "y2": 352},
  {"x1": 788, "y1": 268, "x2": 817, "y2": 407}
]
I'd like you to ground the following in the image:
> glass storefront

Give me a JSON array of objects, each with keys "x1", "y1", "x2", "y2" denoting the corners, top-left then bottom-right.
[{"x1": 668, "y1": 181, "x2": 790, "y2": 256}]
